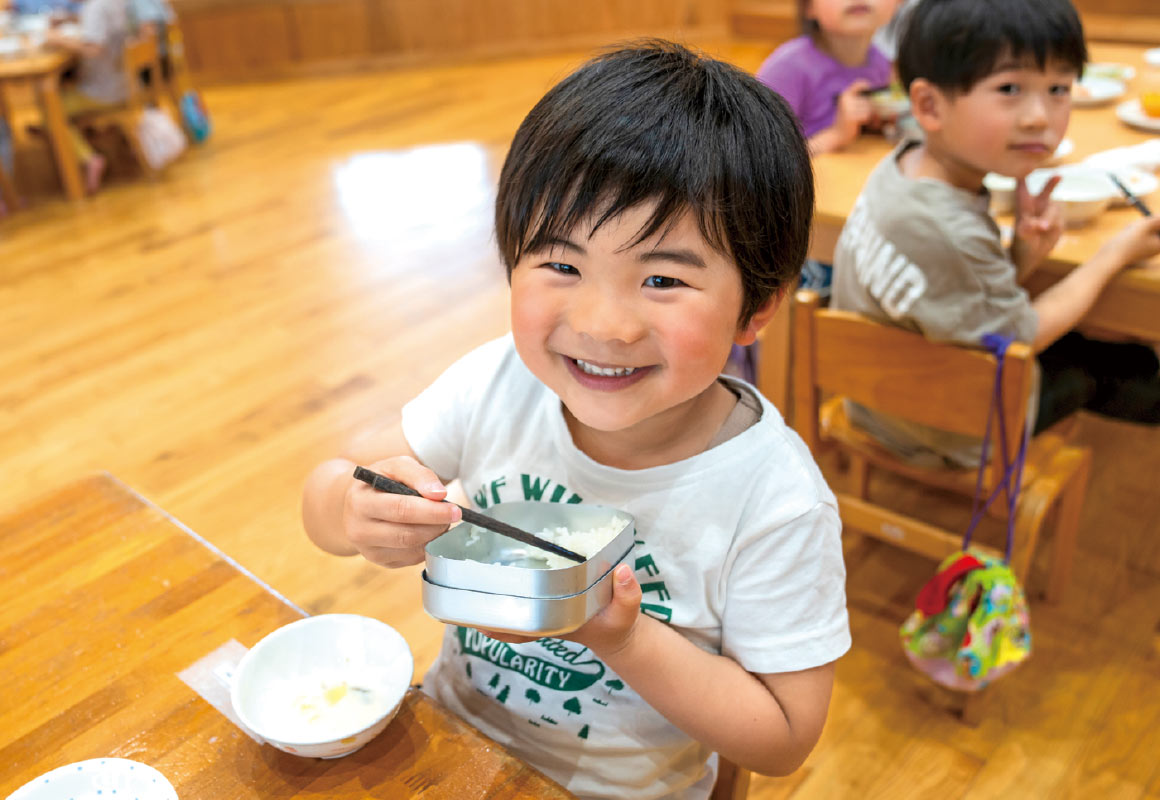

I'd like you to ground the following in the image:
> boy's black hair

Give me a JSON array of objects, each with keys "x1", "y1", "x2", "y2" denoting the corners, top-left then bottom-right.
[
  {"x1": 495, "y1": 39, "x2": 814, "y2": 326},
  {"x1": 897, "y1": 0, "x2": 1087, "y2": 93}
]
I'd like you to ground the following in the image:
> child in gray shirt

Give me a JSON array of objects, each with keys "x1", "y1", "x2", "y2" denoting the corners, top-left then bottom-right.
[{"x1": 832, "y1": 0, "x2": 1160, "y2": 467}]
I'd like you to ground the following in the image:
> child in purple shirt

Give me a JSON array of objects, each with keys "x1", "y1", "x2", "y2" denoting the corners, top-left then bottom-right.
[
  {"x1": 756, "y1": 0, "x2": 899, "y2": 155},
  {"x1": 726, "y1": 0, "x2": 901, "y2": 381}
]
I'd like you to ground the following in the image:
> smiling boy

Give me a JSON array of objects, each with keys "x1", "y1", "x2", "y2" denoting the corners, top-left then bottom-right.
[
  {"x1": 832, "y1": 0, "x2": 1160, "y2": 467},
  {"x1": 302, "y1": 40, "x2": 849, "y2": 799}
]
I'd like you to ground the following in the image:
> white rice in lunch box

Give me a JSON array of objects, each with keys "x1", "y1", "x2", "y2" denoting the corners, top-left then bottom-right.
[{"x1": 534, "y1": 516, "x2": 628, "y2": 569}]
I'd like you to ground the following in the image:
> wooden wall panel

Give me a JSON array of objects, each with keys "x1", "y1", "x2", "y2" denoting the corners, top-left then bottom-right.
[
  {"x1": 178, "y1": 4, "x2": 295, "y2": 77},
  {"x1": 289, "y1": 0, "x2": 374, "y2": 62},
  {"x1": 172, "y1": 0, "x2": 730, "y2": 83},
  {"x1": 1074, "y1": 0, "x2": 1156, "y2": 15}
]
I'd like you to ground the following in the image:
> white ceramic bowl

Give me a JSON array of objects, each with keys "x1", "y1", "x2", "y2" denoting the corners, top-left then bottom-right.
[
  {"x1": 1027, "y1": 166, "x2": 1116, "y2": 227},
  {"x1": 983, "y1": 173, "x2": 1017, "y2": 214},
  {"x1": 231, "y1": 614, "x2": 413, "y2": 759}
]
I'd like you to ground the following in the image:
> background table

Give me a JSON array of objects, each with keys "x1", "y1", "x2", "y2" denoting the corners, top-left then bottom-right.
[
  {"x1": 761, "y1": 43, "x2": 1160, "y2": 416},
  {"x1": 0, "y1": 48, "x2": 84, "y2": 200},
  {"x1": 0, "y1": 473, "x2": 573, "y2": 798}
]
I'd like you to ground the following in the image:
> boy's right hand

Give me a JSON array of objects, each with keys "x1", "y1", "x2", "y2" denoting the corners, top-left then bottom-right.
[
  {"x1": 342, "y1": 457, "x2": 462, "y2": 568},
  {"x1": 1104, "y1": 215, "x2": 1160, "y2": 270}
]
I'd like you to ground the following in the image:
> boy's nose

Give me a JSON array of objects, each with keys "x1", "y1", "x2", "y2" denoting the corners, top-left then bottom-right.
[
  {"x1": 1019, "y1": 95, "x2": 1049, "y2": 128},
  {"x1": 567, "y1": 291, "x2": 647, "y2": 345}
]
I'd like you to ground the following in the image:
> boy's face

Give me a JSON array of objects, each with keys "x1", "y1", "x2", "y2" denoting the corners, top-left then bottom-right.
[
  {"x1": 509, "y1": 203, "x2": 760, "y2": 438},
  {"x1": 920, "y1": 55, "x2": 1075, "y2": 182},
  {"x1": 806, "y1": 0, "x2": 900, "y2": 38}
]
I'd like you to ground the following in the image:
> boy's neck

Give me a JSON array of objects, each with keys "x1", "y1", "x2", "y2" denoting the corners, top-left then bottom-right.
[
  {"x1": 899, "y1": 140, "x2": 988, "y2": 194},
  {"x1": 815, "y1": 31, "x2": 874, "y2": 69},
  {"x1": 563, "y1": 380, "x2": 739, "y2": 470}
]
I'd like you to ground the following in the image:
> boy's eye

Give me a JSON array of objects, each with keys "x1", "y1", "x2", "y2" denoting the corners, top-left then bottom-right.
[
  {"x1": 997, "y1": 83, "x2": 1020, "y2": 96},
  {"x1": 644, "y1": 275, "x2": 685, "y2": 289},
  {"x1": 545, "y1": 261, "x2": 579, "y2": 275},
  {"x1": 1050, "y1": 84, "x2": 1072, "y2": 96}
]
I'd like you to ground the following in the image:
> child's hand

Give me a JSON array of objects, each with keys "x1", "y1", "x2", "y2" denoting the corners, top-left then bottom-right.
[
  {"x1": 833, "y1": 79, "x2": 876, "y2": 145},
  {"x1": 1103, "y1": 215, "x2": 1160, "y2": 269},
  {"x1": 341, "y1": 456, "x2": 460, "y2": 568},
  {"x1": 1012, "y1": 175, "x2": 1063, "y2": 272},
  {"x1": 476, "y1": 564, "x2": 643, "y2": 652},
  {"x1": 567, "y1": 564, "x2": 643, "y2": 656}
]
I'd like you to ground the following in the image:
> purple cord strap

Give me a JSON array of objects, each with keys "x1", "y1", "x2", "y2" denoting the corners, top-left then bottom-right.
[{"x1": 961, "y1": 333, "x2": 1030, "y2": 563}]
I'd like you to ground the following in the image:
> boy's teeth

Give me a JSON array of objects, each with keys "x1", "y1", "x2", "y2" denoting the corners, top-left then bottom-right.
[{"x1": 575, "y1": 358, "x2": 637, "y2": 377}]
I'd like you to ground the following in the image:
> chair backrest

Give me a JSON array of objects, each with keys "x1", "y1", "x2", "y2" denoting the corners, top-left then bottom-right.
[
  {"x1": 121, "y1": 33, "x2": 164, "y2": 111},
  {"x1": 792, "y1": 290, "x2": 1035, "y2": 465}
]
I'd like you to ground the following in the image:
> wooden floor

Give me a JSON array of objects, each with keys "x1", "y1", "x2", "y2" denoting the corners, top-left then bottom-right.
[{"x1": 3, "y1": 41, "x2": 1160, "y2": 799}]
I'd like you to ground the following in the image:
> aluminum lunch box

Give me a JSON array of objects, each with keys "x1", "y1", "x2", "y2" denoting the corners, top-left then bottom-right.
[{"x1": 422, "y1": 501, "x2": 635, "y2": 636}]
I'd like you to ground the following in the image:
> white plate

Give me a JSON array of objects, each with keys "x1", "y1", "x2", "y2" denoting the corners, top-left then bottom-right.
[
  {"x1": 1072, "y1": 76, "x2": 1125, "y2": 107},
  {"x1": 1084, "y1": 62, "x2": 1136, "y2": 83},
  {"x1": 1116, "y1": 99, "x2": 1160, "y2": 133},
  {"x1": 1145, "y1": 48, "x2": 1160, "y2": 68},
  {"x1": 8, "y1": 758, "x2": 179, "y2": 800},
  {"x1": 1048, "y1": 137, "x2": 1074, "y2": 163},
  {"x1": 1105, "y1": 167, "x2": 1160, "y2": 205}
]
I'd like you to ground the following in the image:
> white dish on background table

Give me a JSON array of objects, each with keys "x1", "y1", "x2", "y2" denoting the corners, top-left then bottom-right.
[
  {"x1": 1116, "y1": 99, "x2": 1160, "y2": 133},
  {"x1": 1027, "y1": 165, "x2": 1118, "y2": 227},
  {"x1": 1048, "y1": 137, "x2": 1073, "y2": 163},
  {"x1": 1083, "y1": 63, "x2": 1136, "y2": 83},
  {"x1": 8, "y1": 758, "x2": 178, "y2": 800},
  {"x1": 1071, "y1": 76, "x2": 1125, "y2": 107},
  {"x1": 0, "y1": 34, "x2": 23, "y2": 56},
  {"x1": 1145, "y1": 48, "x2": 1160, "y2": 68},
  {"x1": 985, "y1": 165, "x2": 1129, "y2": 224}
]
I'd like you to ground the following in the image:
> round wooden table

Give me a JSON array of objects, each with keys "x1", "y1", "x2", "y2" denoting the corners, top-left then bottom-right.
[{"x1": 0, "y1": 47, "x2": 85, "y2": 201}]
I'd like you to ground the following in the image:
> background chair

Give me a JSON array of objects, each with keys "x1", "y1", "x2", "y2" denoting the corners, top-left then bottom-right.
[
  {"x1": 709, "y1": 756, "x2": 750, "y2": 800},
  {"x1": 0, "y1": 160, "x2": 17, "y2": 212},
  {"x1": 72, "y1": 33, "x2": 174, "y2": 179},
  {"x1": 789, "y1": 289, "x2": 1091, "y2": 604}
]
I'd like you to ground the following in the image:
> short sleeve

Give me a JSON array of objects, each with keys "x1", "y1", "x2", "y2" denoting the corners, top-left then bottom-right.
[
  {"x1": 755, "y1": 46, "x2": 807, "y2": 121},
  {"x1": 400, "y1": 336, "x2": 511, "y2": 482},
  {"x1": 720, "y1": 502, "x2": 851, "y2": 674}
]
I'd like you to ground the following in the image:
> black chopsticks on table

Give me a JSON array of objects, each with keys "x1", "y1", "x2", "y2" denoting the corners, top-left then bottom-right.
[
  {"x1": 1108, "y1": 171, "x2": 1153, "y2": 217},
  {"x1": 352, "y1": 466, "x2": 586, "y2": 563}
]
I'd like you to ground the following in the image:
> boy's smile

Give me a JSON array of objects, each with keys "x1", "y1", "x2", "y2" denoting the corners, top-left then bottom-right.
[{"x1": 509, "y1": 202, "x2": 770, "y2": 466}]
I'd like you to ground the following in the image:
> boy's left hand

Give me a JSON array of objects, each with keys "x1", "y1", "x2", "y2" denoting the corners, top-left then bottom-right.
[
  {"x1": 1012, "y1": 175, "x2": 1063, "y2": 273},
  {"x1": 477, "y1": 564, "x2": 643, "y2": 655}
]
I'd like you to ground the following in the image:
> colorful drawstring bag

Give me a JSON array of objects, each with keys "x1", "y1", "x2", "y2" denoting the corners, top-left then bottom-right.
[{"x1": 899, "y1": 334, "x2": 1033, "y2": 692}]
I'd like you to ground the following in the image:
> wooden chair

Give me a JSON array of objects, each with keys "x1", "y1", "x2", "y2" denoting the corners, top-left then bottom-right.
[
  {"x1": 790, "y1": 289, "x2": 1091, "y2": 603},
  {"x1": 0, "y1": 161, "x2": 18, "y2": 213},
  {"x1": 709, "y1": 757, "x2": 750, "y2": 800},
  {"x1": 73, "y1": 33, "x2": 172, "y2": 178},
  {"x1": 161, "y1": 22, "x2": 198, "y2": 113}
]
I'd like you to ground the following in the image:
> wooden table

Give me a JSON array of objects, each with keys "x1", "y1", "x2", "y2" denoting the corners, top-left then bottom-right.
[
  {"x1": 0, "y1": 48, "x2": 85, "y2": 201},
  {"x1": 0, "y1": 473, "x2": 573, "y2": 799},
  {"x1": 760, "y1": 42, "x2": 1160, "y2": 415}
]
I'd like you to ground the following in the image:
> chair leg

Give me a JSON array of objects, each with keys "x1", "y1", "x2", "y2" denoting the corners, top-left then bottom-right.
[
  {"x1": 1044, "y1": 448, "x2": 1091, "y2": 604},
  {"x1": 849, "y1": 453, "x2": 870, "y2": 499},
  {"x1": 0, "y1": 164, "x2": 19, "y2": 211},
  {"x1": 121, "y1": 119, "x2": 157, "y2": 180},
  {"x1": 958, "y1": 689, "x2": 987, "y2": 726},
  {"x1": 1010, "y1": 481, "x2": 1053, "y2": 587}
]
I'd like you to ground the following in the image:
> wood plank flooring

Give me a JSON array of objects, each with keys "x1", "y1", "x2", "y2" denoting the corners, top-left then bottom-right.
[{"x1": 2, "y1": 41, "x2": 1159, "y2": 799}]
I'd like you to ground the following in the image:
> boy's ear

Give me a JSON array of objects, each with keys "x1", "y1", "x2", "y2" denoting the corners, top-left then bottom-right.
[
  {"x1": 908, "y1": 78, "x2": 946, "y2": 133},
  {"x1": 734, "y1": 292, "x2": 783, "y2": 347}
]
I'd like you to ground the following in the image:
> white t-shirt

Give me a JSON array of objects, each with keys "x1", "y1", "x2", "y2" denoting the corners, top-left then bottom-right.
[{"x1": 402, "y1": 335, "x2": 850, "y2": 800}]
